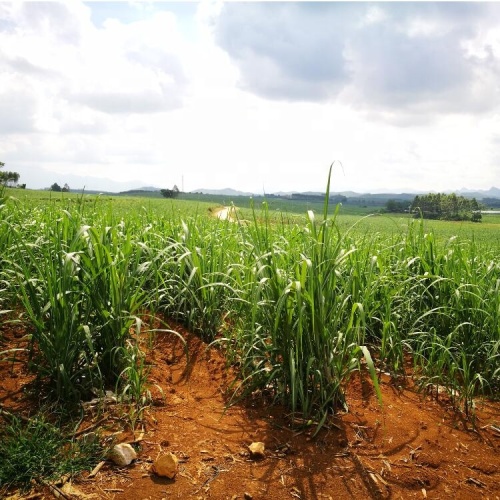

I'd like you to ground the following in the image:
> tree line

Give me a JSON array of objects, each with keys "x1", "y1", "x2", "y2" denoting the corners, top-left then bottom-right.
[{"x1": 386, "y1": 193, "x2": 482, "y2": 222}]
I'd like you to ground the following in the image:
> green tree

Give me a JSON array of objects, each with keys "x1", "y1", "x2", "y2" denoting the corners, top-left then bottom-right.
[
  {"x1": 0, "y1": 161, "x2": 21, "y2": 187},
  {"x1": 50, "y1": 183, "x2": 62, "y2": 192},
  {"x1": 160, "y1": 185, "x2": 180, "y2": 199},
  {"x1": 385, "y1": 199, "x2": 409, "y2": 213}
]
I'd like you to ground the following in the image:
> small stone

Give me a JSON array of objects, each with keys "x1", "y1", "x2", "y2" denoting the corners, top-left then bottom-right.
[
  {"x1": 244, "y1": 493, "x2": 253, "y2": 500},
  {"x1": 248, "y1": 442, "x2": 265, "y2": 459},
  {"x1": 109, "y1": 443, "x2": 137, "y2": 466},
  {"x1": 153, "y1": 452, "x2": 179, "y2": 478}
]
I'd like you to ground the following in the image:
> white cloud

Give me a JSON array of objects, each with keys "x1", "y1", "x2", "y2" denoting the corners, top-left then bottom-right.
[
  {"x1": 0, "y1": 2, "x2": 499, "y2": 194},
  {"x1": 214, "y1": 3, "x2": 500, "y2": 118},
  {"x1": 0, "y1": 89, "x2": 37, "y2": 133}
]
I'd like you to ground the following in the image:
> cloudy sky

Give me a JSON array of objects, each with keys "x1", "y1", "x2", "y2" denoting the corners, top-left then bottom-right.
[{"x1": 1, "y1": 1, "x2": 500, "y2": 194}]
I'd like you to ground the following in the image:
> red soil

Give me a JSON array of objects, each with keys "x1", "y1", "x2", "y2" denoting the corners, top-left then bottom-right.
[{"x1": 1, "y1": 317, "x2": 499, "y2": 500}]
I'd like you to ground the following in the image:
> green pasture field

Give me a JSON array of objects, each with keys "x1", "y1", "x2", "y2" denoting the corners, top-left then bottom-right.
[
  {"x1": 5, "y1": 188, "x2": 375, "y2": 221},
  {"x1": 6, "y1": 187, "x2": 500, "y2": 244}
]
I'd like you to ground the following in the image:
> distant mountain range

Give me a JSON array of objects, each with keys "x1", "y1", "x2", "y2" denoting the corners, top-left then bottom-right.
[
  {"x1": 26, "y1": 167, "x2": 500, "y2": 200},
  {"x1": 192, "y1": 187, "x2": 500, "y2": 200},
  {"x1": 456, "y1": 186, "x2": 500, "y2": 198},
  {"x1": 191, "y1": 187, "x2": 255, "y2": 196},
  {"x1": 33, "y1": 174, "x2": 500, "y2": 201},
  {"x1": 135, "y1": 186, "x2": 161, "y2": 191}
]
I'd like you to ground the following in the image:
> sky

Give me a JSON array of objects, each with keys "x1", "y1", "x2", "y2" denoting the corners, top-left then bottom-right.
[{"x1": 1, "y1": 1, "x2": 500, "y2": 194}]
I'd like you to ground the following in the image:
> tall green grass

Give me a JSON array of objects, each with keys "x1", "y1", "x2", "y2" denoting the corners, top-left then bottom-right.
[
  {"x1": 223, "y1": 169, "x2": 382, "y2": 431},
  {"x1": 0, "y1": 175, "x2": 498, "y2": 428},
  {"x1": 4, "y1": 204, "x2": 156, "y2": 403}
]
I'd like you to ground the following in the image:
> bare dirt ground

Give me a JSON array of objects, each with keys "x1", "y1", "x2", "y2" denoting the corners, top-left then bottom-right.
[
  {"x1": 209, "y1": 206, "x2": 238, "y2": 222},
  {"x1": 1, "y1": 317, "x2": 499, "y2": 500}
]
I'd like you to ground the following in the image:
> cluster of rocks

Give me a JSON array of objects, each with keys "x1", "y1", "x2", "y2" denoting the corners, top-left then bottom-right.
[
  {"x1": 109, "y1": 443, "x2": 179, "y2": 479},
  {"x1": 108, "y1": 440, "x2": 266, "y2": 480}
]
